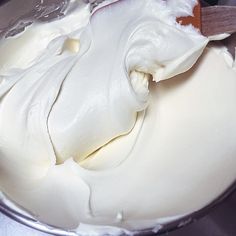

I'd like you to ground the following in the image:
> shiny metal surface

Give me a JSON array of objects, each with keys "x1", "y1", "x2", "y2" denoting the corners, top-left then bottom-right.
[{"x1": 1, "y1": 188, "x2": 236, "y2": 236}]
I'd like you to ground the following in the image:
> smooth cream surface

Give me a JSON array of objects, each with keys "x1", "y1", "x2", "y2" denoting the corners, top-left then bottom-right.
[{"x1": 0, "y1": 0, "x2": 236, "y2": 235}]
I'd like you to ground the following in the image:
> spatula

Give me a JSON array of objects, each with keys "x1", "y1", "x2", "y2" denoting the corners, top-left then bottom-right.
[{"x1": 177, "y1": 0, "x2": 236, "y2": 37}]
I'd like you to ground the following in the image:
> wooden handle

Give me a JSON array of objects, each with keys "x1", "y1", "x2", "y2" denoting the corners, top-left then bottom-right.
[{"x1": 202, "y1": 6, "x2": 236, "y2": 36}]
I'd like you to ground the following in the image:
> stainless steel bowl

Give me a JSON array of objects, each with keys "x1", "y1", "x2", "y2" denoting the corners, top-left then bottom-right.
[
  {"x1": 0, "y1": 182, "x2": 235, "y2": 235},
  {"x1": 0, "y1": 0, "x2": 236, "y2": 235}
]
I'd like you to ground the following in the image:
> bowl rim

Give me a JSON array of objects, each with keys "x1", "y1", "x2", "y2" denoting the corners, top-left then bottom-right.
[{"x1": 0, "y1": 181, "x2": 235, "y2": 236}]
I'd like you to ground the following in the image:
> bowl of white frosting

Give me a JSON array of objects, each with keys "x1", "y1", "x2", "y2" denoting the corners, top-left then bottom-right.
[{"x1": 0, "y1": 0, "x2": 236, "y2": 235}]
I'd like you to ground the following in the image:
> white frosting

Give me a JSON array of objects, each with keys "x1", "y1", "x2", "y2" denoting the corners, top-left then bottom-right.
[{"x1": 0, "y1": 0, "x2": 236, "y2": 235}]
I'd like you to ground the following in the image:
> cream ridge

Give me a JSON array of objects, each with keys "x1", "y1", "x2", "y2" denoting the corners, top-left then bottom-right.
[{"x1": 0, "y1": 0, "x2": 236, "y2": 235}]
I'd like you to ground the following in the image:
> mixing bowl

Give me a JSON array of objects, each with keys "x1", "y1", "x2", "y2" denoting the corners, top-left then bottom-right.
[{"x1": 0, "y1": 0, "x2": 235, "y2": 235}]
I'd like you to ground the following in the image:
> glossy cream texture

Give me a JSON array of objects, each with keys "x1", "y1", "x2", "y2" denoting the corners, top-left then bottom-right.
[{"x1": 0, "y1": 0, "x2": 236, "y2": 234}]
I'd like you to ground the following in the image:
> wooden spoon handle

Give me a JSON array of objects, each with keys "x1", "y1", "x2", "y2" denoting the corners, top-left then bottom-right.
[{"x1": 202, "y1": 6, "x2": 236, "y2": 36}]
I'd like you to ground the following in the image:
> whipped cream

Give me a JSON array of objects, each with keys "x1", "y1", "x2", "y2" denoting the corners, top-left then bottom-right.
[{"x1": 0, "y1": 0, "x2": 235, "y2": 235}]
